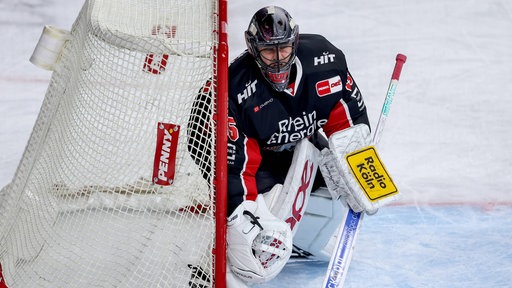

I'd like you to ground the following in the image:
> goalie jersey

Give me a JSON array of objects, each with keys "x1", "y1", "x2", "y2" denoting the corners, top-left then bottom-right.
[{"x1": 226, "y1": 34, "x2": 370, "y2": 214}]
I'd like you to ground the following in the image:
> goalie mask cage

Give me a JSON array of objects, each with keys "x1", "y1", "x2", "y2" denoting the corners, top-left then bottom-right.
[{"x1": 0, "y1": 0, "x2": 228, "y2": 287}]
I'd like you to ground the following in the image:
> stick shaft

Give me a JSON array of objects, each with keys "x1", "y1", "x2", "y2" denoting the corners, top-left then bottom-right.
[
  {"x1": 373, "y1": 54, "x2": 407, "y2": 145},
  {"x1": 322, "y1": 53, "x2": 407, "y2": 288}
]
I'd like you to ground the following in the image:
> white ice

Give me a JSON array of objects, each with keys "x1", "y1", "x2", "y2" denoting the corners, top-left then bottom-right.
[{"x1": 1, "y1": 0, "x2": 512, "y2": 287}]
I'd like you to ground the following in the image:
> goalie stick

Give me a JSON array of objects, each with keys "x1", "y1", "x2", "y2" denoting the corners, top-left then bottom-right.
[{"x1": 322, "y1": 53, "x2": 407, "y2": 288}]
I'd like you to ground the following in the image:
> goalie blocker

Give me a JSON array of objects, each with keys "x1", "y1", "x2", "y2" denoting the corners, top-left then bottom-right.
[{"x1": 319, "y1": 124, "x2": 399, "y2": 214}]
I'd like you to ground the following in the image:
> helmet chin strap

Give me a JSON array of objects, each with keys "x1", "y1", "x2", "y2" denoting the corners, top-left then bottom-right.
[
  {"x1": 257, "y1": 50, "x2": 294, "y2": 92},
  {"x1": 267, "y1": 70, "x2": 288, "y2": 83},
  {"x1": 264, "y1": 70, "x2": 289, "y2": 91}
]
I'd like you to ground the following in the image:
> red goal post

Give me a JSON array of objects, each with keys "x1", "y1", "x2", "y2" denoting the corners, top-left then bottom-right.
[
  {"x1": 0, "y1": 0, "x2": 228, "y2": 287},
  {"x1": 215, "y1": 0, "x2": 229, "y2": 286}
]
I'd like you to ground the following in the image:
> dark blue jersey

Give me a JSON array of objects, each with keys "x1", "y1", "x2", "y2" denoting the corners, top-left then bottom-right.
[{"x1": 226, "y1": 34, "x2": 369, "y2": 214}]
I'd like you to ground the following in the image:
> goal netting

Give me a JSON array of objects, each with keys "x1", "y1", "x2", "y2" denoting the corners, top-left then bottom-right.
[{"x1": 0, "y1": 0, "x2": 227, "y2": 287}]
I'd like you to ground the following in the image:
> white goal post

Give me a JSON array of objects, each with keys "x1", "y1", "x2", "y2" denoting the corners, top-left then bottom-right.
[{"x1": 0, "y1": 0, "x2": 228, "y2": 287}]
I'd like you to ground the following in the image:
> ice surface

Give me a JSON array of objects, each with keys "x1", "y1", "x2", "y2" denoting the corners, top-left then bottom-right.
[{"x1": 1, "y1": 0, "x2": 511, "y2": 287}]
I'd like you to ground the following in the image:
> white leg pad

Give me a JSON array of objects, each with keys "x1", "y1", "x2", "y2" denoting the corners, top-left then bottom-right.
[
  {"x1": 263, "y1": 139, "x2": 320, "y2": 236},
  {"x1": 292, "y1": 187, "x2": 347, "y2": 261}
]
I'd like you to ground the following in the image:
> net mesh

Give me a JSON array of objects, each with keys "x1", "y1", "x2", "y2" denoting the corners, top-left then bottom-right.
[{"x1": 0, "y1": 0, "x2": 219, "y2": 287}]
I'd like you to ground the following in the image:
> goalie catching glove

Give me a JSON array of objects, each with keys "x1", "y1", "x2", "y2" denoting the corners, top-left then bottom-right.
[
  {"x1": 226, "y1": 196, "x2": 293, "y2": 284},
  {"x1": 319, "y1": 124, "x2": 399, "y2": 214}
]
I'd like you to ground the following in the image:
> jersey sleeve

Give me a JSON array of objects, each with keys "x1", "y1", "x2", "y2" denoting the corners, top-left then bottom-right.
[
  {"x1": 226, "y1": 103, "x2": 262, "y2": 215},
  {"x1": 322, "y1": 69, "x2": 370, "y2": 137}
]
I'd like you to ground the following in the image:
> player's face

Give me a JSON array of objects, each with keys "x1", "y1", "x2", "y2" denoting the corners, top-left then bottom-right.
[{"x1": 257, "y1": 44, "x2": 293, "y2": 68}]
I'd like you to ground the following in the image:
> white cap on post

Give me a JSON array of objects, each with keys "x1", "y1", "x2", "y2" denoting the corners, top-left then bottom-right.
[{"x1": 30, "y1": 25, "x2": 72, "y2": 71}]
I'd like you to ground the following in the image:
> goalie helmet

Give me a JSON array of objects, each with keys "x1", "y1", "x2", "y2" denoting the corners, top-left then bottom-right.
[{"x1": 245, "y1": 6, "x2": 299, "y2": 92}]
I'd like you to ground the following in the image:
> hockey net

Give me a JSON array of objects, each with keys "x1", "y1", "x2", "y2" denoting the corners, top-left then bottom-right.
[{"x1": 0, "y1": 0, "x2": 227, "y2": 287}]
